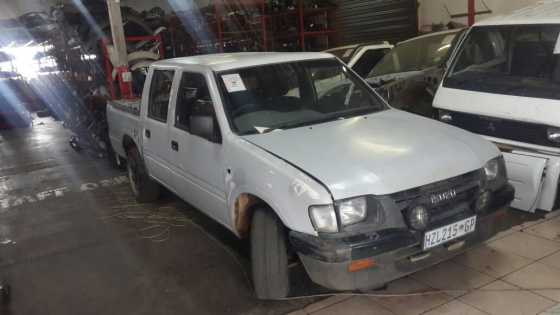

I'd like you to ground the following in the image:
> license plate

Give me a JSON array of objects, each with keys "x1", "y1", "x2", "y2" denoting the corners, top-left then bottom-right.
[{"x1": 423, "y1": 216, "x2": 477, "y2": 250}]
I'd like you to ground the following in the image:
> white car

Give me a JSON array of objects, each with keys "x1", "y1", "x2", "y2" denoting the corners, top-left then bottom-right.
[
  {"x1": 324, "y1": 42, "x2": 393, "y2": 77},
  {"x1": 107, "y1": 52, "x2": 513, "y2": 299},
  {"x1": 434, "y1": 1, "x2": 560, "y2": 213}
]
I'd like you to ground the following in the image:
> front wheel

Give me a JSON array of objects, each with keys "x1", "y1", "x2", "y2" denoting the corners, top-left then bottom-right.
[
  {"x1": 126, "y1": 146, "x2": 160, "y2": 203},
  {"x1": 1, "y1": 283, "x2": 10, "y2": 303},
  {"x1": 251, "y1": 209, "x2": 290, "y2": 299}
]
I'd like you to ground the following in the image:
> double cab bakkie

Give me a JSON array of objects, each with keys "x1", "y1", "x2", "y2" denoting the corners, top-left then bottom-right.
[
  {"x1": 434, "y1": 1, "x2": 560, "y2": 213},
  {"x1": 107, "y1": 52, "x2": 514, "y2": 299}
]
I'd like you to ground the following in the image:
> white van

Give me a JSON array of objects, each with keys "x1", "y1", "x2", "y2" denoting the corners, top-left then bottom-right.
[{"x1": 433, "y1": 1, "x2": 560, "y2": 212}]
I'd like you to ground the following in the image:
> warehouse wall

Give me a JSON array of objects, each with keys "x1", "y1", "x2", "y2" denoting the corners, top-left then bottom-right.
[
  {"x1": 418, "y1": 0, "x2": 541, "y2": 30},
  {"x1": 334, "y1": 0, "x2": 418, "y2": 45}
]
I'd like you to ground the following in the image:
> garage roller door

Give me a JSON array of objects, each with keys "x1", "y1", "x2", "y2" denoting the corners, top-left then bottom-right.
[{"x1": 334, "y1": 0, "x2": 418, "y2": 45}]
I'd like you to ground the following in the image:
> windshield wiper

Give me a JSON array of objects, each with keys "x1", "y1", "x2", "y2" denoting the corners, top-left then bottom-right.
[{"x1": 268, "y1": 108, "x2": 383, "y2": 131}]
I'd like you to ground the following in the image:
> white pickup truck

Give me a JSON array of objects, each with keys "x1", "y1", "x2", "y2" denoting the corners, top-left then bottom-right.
[
  {"x1": 107, "y1": 52, "x2": 514, "y2": 299},
  {"x1": 434, "y1": 1, "x2": 560, "y2": 213}
]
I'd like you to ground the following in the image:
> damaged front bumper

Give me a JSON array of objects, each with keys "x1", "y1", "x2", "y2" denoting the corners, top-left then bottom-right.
[{"x1": 290, "y1": 184, "x2": 515, "y2": 291}]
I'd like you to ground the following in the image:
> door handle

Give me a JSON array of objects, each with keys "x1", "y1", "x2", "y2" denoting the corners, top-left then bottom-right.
[
  {"x1": 171, "y1": 140, "x2": 179, "y2": 151},
  {"x1": 145, "y1": 129, "x2": 151, "y2": 138}
]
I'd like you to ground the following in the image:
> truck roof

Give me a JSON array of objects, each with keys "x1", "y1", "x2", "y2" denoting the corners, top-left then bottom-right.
[
  {"x1": 476, "y1": 0, "x2": 560, "y2": 26},
  {"x1": 152, "y1": 52, "x2": 335, "y2": 72}
]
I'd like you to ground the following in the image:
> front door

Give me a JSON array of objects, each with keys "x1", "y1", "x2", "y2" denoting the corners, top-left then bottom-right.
[
  {"x1": 169, "y1": 71, "x2": 227, "y2": 225},
  {"x1": 142, "y1": 68, "x2": 176, "y2": 183}
]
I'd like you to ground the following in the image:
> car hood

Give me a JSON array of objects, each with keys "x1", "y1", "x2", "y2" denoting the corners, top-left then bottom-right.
[{"x1": 243, "y1": 109, "x2": 499, "y2": 200}]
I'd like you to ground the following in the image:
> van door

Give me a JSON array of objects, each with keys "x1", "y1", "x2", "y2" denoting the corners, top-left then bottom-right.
[
  {"x1": 169, "y1": 71, "x2": 227, "y2": 225},
  {"x1": 142, "y1": 68, "x2": 176, "y2": 184}
]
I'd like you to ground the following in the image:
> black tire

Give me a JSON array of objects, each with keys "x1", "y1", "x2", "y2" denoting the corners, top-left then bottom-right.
[
  {"x1": 251, "y1": 209, "x2": 290, "y2": 299},
  {"x1": 107, "y1": 144, "x2": 126, "y2": 170},
  {"x1": 126, "y1": 146, "x2": 160, "y2": 202},
  {"x1": 1, "y1": 284, "x2": 10, "y2": 303}
]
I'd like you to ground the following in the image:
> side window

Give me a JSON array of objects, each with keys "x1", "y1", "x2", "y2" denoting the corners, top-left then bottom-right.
[
  {"x1": 148, "y1": 69, "x2": 174, "y2": 122},
  {"x1": 352, "y1": 49, "x2": 390, "y2": 77},
  {"x1": 175, "y1": 72, "x2": 215, "y2": 131}
]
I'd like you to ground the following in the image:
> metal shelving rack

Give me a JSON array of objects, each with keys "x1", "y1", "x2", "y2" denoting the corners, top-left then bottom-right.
[
  {"x1": 211, "y1": 0, "x2": 335, "y2": 53},
  {"x1": 214, "y1": 0, "x2": 268, "y2": 52}
]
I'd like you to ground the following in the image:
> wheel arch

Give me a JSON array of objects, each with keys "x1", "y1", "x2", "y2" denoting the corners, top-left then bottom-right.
[
  {"x1": 122, "y1": 134, "x2": 138, "y2": 153},
  {"x1": 232, "y1": 192, "x2": 289, "y2": 239}
]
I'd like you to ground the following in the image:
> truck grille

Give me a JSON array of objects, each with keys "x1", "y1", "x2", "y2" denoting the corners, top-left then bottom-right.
[{"x1": 393, "y1": 170, "x2": 482, "y2": 228}]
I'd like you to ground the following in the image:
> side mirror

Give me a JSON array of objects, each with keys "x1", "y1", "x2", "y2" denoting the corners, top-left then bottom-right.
[{"x1": 190, "y1": 115, "x2": 220, "y2": 143}]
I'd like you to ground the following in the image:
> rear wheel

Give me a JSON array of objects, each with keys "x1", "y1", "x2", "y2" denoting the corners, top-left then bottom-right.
[
  {"x1": 251, "y1": 209, "x2": 290, "y2": 299},
  {"x1": 126, "y1": 146, "x2": 160, "y2": 202}
]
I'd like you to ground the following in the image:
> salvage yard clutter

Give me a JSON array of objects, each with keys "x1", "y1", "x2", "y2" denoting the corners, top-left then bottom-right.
[{"x1": 4, "y1": 0, "x2": 560, "y2": 314}]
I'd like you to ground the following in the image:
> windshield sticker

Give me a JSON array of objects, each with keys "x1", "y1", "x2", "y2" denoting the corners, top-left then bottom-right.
[
  {"x1": 342, "y1": 49, "x2": 353, "y2": 58},
  {"x1": 554, "y1": 32, "x2": 560, "y2": 54},
  {"x1": 222, "y1": 74, "x2": 246, "y2": 92},
  {"x1": 254, "y1": 126, "x2": 269, "y2": 134}
]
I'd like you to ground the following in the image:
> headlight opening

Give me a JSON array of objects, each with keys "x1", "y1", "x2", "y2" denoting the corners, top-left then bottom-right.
[{"x1": 483, "y1": 156, "x2": 507, "y2": 190}]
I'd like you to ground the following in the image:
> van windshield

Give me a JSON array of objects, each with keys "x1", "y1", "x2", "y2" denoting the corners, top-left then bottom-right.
[
  {"x1": 368, "y1": 31, "x2": 460, "y2": 78},
  {"x1": 444, "y1": 25, "x2": 560, "y2": 100},
  {"x1": 218, "y1": 59, "x2": 387, "y2": 135}
]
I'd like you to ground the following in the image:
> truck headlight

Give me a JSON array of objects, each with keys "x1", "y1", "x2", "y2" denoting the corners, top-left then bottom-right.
[
  {"x1": 483, "y1": 156, "x2": 507, "y2": 190},
  {"x1": 309, "y1": 204, "x2": 338, "y2": 233},
  {"x1": 337, "y1": 196, "x2": 367, "y2": 226}
]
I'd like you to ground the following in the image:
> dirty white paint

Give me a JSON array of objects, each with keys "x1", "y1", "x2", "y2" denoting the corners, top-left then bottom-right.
[{"x1": 0, "y1": 175, "x2": 129, "y2": 211}]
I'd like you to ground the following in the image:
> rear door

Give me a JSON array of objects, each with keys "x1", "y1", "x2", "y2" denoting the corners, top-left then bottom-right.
[
  {"x1": 142, "y1": 68, "x2": 177, "y2": 184},
  {"x1": 168, "y1": 70, "x2": 228, "y2": 225}
]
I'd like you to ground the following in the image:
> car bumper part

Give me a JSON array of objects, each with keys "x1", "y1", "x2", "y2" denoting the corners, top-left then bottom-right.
[
  {"x1": 290, "y1": 184, "x2": 514, "y2": 291},
  {"x1": 502, "y1": 150, "x2": 560, "y2": 212}
]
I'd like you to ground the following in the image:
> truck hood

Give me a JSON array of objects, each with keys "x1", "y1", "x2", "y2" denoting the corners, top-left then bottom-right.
[{"x1": 243, "y1": 109, "x2": 499, "y2": 200}]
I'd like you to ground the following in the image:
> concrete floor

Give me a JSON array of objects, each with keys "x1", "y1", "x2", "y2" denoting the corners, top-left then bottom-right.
[
  {"x1": 0, "y1": 118, "x2": 314, "y2": 315},
  {"x1": 3, "y1": 117, "x2": 560, "y2": 315}
]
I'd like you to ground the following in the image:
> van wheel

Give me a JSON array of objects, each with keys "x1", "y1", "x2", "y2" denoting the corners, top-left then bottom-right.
[
  {"x1": 251, "y1": 209, "x2": 290, "y2": 299},
  {"x1": 126, "y1": 146, "x2": 160, "y2": 202}
]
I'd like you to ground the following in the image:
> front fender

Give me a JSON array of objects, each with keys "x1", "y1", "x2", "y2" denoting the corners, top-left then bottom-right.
[{"x1": 226, "y1": 138, "x2": 333, "y2": 236}]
